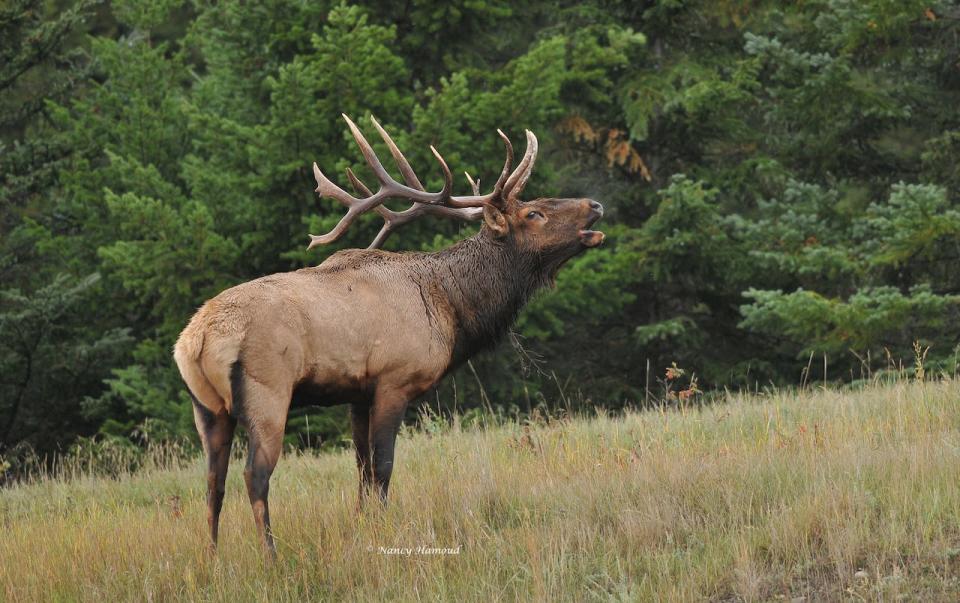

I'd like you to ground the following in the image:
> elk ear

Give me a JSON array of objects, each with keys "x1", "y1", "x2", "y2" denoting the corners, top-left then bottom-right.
[{"x1": 482, "y1": 205, "x2": 509, "y2": 237}]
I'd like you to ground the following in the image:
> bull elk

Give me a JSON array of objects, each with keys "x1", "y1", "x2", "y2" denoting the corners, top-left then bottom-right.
[{"x1": 173, "y1": 115, "x2": 605, "y2": 556}]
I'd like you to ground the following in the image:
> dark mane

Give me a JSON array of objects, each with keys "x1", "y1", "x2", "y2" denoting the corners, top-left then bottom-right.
[{"x1": 421, "y1": 228, "x2": 545, "y2": 366}]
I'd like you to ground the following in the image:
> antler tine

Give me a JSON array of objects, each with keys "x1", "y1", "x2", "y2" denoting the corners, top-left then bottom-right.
[
  {"x1": 308, "y1": 162, "x2": 362, "y2": 249},
  {"x1": 445, "y1": 128, "x2": 514, "y2": 208},
  {"x1": 503, "y1": 129, "x2": 538, "y2": 203},
  {"x1": 312, "y1": 162, "x2": 354, "y2": 204},
  {"x1": 465, "y1": 172, "x2": 480, "y2": 195},
  {"x1": 428, "y1": 145, "x2": 454, "y2": 198},
  {"x1": 494, "y1": 128, "x2": 514, "y2": 193},
  {"x1": 369, "y1": 115, "x2": 425, "y2": 191},
  {"x1": 346, "y1": 167, "x2": 373, "y2": 197},
  {"x1": 341, "y1": 114, "x2": 390, "y2": 191}
]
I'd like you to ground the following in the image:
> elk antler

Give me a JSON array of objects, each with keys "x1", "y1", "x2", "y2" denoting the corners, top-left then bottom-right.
[
  {"x1": 308, "y1": 115, "x2": 538, "y2": 250},
  {"x1": 503, "y1": 130, "x2": 538, "y2": 203}
]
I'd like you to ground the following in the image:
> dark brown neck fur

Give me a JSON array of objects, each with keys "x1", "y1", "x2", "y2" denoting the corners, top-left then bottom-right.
[{"x1": 416, "y1": 228, "x2": 548, "y2": 367}]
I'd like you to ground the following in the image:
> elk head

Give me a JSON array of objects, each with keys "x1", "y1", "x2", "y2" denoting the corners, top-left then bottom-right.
[{"x1": 307, "y1": 115, "x2": 604, "y2": 270}]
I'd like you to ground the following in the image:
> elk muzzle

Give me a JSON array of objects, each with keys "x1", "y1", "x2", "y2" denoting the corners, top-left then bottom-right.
[{"x1": 579, "y1": 199, "x2": 605, "y2": 247}]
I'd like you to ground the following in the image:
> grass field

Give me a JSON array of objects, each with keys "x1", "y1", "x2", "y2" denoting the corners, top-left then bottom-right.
[{"x1": 2, "y1": 380, "x2": 959, "y2": 601}]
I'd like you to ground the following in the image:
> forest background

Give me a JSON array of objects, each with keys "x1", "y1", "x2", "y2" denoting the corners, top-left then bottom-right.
[{"x1": 3, "y1": 0, "x2": 959, "y2": 461}]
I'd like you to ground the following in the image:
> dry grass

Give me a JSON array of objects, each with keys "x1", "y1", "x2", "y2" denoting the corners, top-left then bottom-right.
[{"x1": 2, "y1": 380, "x2": 960, "y2": 601}]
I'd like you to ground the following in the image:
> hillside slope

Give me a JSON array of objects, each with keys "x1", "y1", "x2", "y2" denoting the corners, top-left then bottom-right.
[{"x1": 2, "y1": 382, "x2": 959, "y2": 601}]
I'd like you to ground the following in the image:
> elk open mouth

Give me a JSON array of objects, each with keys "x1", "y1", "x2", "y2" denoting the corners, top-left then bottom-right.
[
  {"x1": 579, "y1": 229, "x2": 605, "y2": 247},
  {"x1": 579, "y1": 212, "x2": 605, "y2": 247}
]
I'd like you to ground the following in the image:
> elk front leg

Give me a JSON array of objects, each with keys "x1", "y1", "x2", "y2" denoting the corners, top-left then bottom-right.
[
  {"x1": 350, "y1": 403, "x2": 373, "y2": 511},
  {"x1": 191, "y1": 399, "x2": 236, "y2": 551},
  {"x1": 370, "y1": 391, "x2": 410, "y2": 503}
]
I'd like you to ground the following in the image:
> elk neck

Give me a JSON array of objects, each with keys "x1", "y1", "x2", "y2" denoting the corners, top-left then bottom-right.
[{"x1": 418, "y1": 228, "x2": 549, "y2": 366}]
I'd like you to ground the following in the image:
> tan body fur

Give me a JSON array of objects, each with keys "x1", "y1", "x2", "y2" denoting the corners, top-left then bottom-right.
[{"x1": 176, "y1": 251, "x2": 454, "y2": 422}]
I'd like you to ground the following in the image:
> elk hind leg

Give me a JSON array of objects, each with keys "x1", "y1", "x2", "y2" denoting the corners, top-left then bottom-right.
[
  {"x1": 237, "y1": 379, "x2": 287, "y2": 558},
  {"x1": 192, "y1": 397, "x2": 237, "y2": 551}
]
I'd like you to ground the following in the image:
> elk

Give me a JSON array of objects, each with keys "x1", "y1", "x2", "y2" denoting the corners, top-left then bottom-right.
[{"x1": 173, "y1": 114, "x2": 604, "y2": 556}]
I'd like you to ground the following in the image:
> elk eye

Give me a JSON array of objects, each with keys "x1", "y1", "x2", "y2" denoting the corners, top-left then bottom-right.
[{"x1": 526, "y1": 210, "x2": 544, "y2": 220}]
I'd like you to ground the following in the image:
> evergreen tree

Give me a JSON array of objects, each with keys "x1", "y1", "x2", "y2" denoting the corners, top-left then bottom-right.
[{"x1": 3, "y1": 0, "x2": 960, "y2": 457}]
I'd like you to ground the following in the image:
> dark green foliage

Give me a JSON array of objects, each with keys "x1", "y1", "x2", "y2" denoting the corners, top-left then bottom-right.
[
  {"x1": 0, "y1": 274, "x2": 131, "y2": 450},
  {"x1": 2, "y1": 0, "x2": 959, "y2": 457}
]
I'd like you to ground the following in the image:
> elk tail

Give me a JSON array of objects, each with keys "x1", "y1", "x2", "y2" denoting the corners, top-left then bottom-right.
[
  {"x1": 173, "y1": 317, "x2": 218, "y2": 410},
  {"x1": 174, "y1": 319, "x2": 205, "y2": 363}
]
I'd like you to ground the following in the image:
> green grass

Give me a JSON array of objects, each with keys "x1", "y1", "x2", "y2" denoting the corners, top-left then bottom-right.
[{"x1": 3, "y1": 381, "x2": 960, "y2": 601}]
